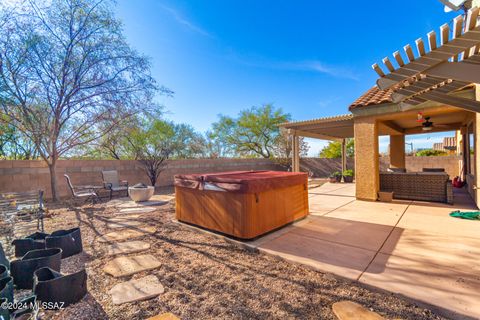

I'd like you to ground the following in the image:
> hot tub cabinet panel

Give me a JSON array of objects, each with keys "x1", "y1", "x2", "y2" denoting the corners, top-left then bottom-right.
[{"x1": 175, "y1": 171, "x2": 309, "y2": 239}]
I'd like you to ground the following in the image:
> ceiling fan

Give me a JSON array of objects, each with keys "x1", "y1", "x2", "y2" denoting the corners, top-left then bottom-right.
[
  {"x1": 417, "y1": 113, "x2": 454, "y2": 131},
  {"x1": 422, "y1": 116, "x2": 434, "y2": 131}
]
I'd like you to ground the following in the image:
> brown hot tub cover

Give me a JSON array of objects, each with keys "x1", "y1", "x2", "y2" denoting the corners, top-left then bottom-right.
[{"x1": 174, "y1": 170, "x2": 308, "y2": 193}]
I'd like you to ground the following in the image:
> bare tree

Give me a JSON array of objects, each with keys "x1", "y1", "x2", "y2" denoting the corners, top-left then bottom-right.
[{"x1": 0, "y1": 0, "x2": 168, "y2": 200}]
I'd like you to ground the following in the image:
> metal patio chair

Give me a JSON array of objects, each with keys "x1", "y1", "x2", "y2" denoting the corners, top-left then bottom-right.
[
  {"x1": 64, "y1": 174, "x2": 99, "y2": 204},
  {"x1": 101, "y1": 170, "x2": 129, "y2": 199}
]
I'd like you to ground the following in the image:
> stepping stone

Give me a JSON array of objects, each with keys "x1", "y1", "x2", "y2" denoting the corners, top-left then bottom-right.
[
  {"x1": 332, "y1": 301, "x2": 385, "y2": 320},
  {"x1": 106, "y1": 198, "x2": 131, "y2": 207},
  {"x1": 147, "y1": 313, "x2": 180, "y2": 320},
  {"x1": 98, "y1": 226, "x2": 156, "y2": 243},
  {"x1": 109, "y1": 275, "x2": 164, "y2": 305},
  {"x1": 117, "y1": 207, "x2": 157, "y2": 214},
  {"x1": 107, "y1": 215, "x2": 141, "y2": 222},
  {"x1": 116, "y1": 200, "x2": 167, "y2": 209},
  {"x1": 104, "y1": 254, "x2": 161, "y2": 277},
  {"x1": 105, "y1": 241, "x2": 151, "y2": 256},
  {"x1": 107, "y1": 220, "x2": 144, "y2": 229}
]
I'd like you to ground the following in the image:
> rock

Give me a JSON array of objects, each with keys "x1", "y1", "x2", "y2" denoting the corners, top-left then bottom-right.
[
  {"x1": 147, "y1": 312, "x2": 180, "y2": 320},
  {"x1": 109, "y1": 275, "x2": 164, "y2": 305},
  {"x1": 107, "y1": 220, "x2": 144, "y2": 229},
  {"x1": 117, "y1": 207, "x2": 157, "y2": 214},
  {"x1": 105, "y1": 241, "x2": 151, "y2": 256},
  {"x1": 98, "y1": 226, "x2": 156, "y2": 243},
  {"x1": 103, "y1": 254, "x2": 161, "y2": 277},
  {"x1": 332, "y1": 301, "x2": 385, "y2": 320}
]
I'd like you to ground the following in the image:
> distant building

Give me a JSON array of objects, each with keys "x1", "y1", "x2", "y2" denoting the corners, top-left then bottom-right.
[{"x1": 433, "y1": 137, "x2": 457, "y2": 154}]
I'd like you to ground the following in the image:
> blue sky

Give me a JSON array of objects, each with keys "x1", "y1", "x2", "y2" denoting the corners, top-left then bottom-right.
[{"x1": 116, "y1": 0, "x2": 459, "y2": 155}]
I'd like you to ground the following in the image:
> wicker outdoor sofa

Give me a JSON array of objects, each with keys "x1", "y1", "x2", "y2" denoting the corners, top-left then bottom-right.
[{"x1": 380, "y1": 172, "x2": 453, "y2": 204}]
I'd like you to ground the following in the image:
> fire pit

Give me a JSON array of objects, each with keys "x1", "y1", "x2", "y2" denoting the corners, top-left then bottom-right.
[{"x1": 128, "y1": 183, "x2": 154, "y2": 202}]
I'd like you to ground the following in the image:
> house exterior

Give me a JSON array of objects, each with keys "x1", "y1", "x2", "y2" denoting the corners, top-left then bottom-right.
[{"x1": 281, "y1": 7, "x2": 480, "y2": 207}]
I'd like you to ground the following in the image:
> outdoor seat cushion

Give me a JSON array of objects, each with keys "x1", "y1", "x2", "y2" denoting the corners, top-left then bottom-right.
[
  {"x1": 110, "y1": 186, "x2": 128, "y2": 191},
  {"x1": 74, "y1": 191, "x2": 97, "y2": 197},
  {"x1": 10, "y1": 248, "x2": 62, "y2": 289},
  {"x1": 46, "y1": 228, "x2": 83, "y2": 259},
  {"x1": 33, "y1": 267, "x2": 87, "y2": 307}
]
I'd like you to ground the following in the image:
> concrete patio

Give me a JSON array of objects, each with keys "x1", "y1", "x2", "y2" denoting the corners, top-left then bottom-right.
[{"x1": 247, "y1": 183, "x2": 480, "y2": 320}]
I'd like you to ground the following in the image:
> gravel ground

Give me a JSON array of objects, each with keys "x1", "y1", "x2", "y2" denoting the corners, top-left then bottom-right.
[{"x1": 9, "y1": 188, "x2": 449, "y2": 320}]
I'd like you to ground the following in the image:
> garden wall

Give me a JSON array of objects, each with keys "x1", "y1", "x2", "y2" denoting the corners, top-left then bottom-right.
[
  {"x1": 0, "y1": 156, "x2": 461, "y2": 199},
  {"x1": 302, "y1": 156, "x2": 461, "y2": 179},
  {"x1": 0, "y1": 159, "x2": 283, "y2": 199},
  {"x1": 380, "y1": 155, "x2": 461, "y2": 178}
]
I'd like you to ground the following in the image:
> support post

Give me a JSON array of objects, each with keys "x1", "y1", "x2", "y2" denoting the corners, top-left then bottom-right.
[
  {"x1": 389, "y1": 135, "x2": 406, "y2": 169},
  {"x1": 292, "y1": 134, "x2": 300, "y2": 172},
  {"x1": 354, "y1": 117, "x2": 379, "y2": 201},
  {"x1": 341, "y1": 139, "x2": 347, "y2": 182}
]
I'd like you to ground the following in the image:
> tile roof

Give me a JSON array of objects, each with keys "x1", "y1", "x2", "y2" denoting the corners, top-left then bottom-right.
[{"x1": 349, "y1": 86, "x2": 394, "y2": 110}]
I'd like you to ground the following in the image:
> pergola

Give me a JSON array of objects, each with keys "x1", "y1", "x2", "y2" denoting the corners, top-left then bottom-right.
[
  {"x1": 283, "y1": 7, "x2": 480, "y2": 204},
  {"x1": 279, "y1": 114, "x2": 354, "y2": 173},
  {"x1": 372, "y1": 6, "x2": 480, "y2": 111}
]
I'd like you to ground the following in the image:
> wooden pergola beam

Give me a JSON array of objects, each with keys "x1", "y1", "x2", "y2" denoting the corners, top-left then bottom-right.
[
  {"x1": 416, "y1": 91, "x2": 480, "y2": 113},
  {"x1": 288, "y1": 129, "x2": 343, "y2": 142},
  {"x1": 374, "y1": 7, "x2": 480, "y2": 90},
  {"x1": 424, "y1": 61, "x2": 480, "y2": 84}
]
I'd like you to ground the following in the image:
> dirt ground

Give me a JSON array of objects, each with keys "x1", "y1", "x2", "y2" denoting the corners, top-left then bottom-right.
[{"x1": 7, "y1": 187, "x2": 449, "y2": 320}]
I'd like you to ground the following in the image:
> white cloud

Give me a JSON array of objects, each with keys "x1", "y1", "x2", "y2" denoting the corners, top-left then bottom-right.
[{"x1": 159, "y1": 4, "x2": 212, "y2": 37}]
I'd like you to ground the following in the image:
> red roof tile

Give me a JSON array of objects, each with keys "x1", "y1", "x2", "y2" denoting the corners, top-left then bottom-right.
[{"x1": 349, "y1": 86, "x2": 394, "y2": 110}]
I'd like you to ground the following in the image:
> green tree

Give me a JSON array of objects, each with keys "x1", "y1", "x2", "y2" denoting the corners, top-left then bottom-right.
[
  {"x1": 170, "y1": 124, "x2": 208, "y2": 159},
  {"x1": 209, "y1": 104, "x2": 293, "y2": 158},
  {"x1": 319, "y1": 139, "x2": 354, "y2": 158},
  {"x1": 127, "y1": 119, "x2": 176, "y2": 186},
  {"x1": 0, "y1": 0, "x2": 165, "y2": 200}
]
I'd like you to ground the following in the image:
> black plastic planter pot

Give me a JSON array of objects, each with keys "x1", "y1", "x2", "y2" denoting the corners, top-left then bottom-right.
[
  {"x1": 0, "y1": 265, "x2": 8, "y2": 280},
  {"x1": 10, "y1": 295, "x2": 39, "y2": 320},
  {"x1": 10, "y1": 248, "x2": 62, "y2": 290},
  {"x1": 33, "y1": 267, "x2": 87, "y2": 307},
  {"x1": 45, "y1": 228, "x2": 83, "y2": 259},
  {"x1": 0, "y1": 297, "x2": 9, "y2": 320},
  {"x1": 0, "y1": 243, "x2": 8, "y2": 270},
  {"x1": 12, "y1": 232, "x2": 49, "y2": 258},
  {"x1": 0, "y1": 277, "x2": 13, "y2": 305}
]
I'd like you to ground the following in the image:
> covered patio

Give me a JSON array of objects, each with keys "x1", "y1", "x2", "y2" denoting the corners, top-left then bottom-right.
[
  {"x1": 282, "y1": 7, "x2": 480, "y2": 207},
  {"x1": 244, "y1": 183, "x2": 480, "y2": 319}
]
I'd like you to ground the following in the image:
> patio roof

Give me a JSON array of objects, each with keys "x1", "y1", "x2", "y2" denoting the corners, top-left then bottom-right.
[
  {"x1": 368, "y1": 7, "x2": 480, "y2": 113},
  {"x1": 279, "y1": 114, "x2": 354, "y2": 141}
]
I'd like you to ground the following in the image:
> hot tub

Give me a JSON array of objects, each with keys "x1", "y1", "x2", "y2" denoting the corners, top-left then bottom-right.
[{"x1": 174, "y1": 170, "x2": 309, "y2": 239}]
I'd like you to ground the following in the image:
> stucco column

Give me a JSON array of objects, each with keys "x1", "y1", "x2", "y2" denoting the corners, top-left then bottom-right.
[
  {"x1": 389, "y1": 134, "x2": 405, "y2": 169},
  {"x1": 354, "y1": 117, "x2": 379, "y2": 201}
]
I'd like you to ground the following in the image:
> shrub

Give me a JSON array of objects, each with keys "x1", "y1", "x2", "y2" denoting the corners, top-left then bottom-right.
[{"x1": 415, "y1": 149, "x2": 448, "y2": 157}]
